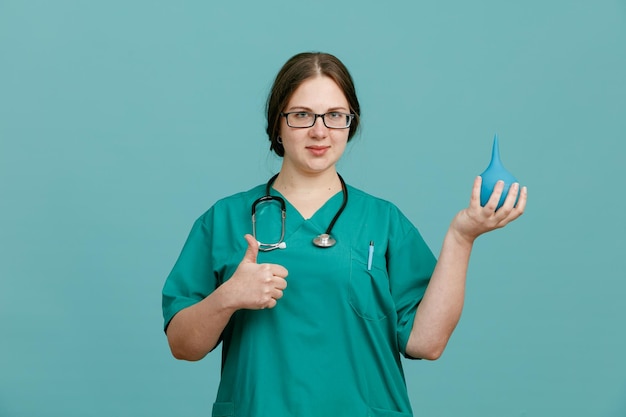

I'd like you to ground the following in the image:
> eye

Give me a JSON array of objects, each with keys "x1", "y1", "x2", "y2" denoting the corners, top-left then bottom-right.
[
  {"x1": 293, "y1": 112, "x2": 311, "y2": 119},
  {"x1": 327, "y1": 112, "x2": 343, "y2": 120}
]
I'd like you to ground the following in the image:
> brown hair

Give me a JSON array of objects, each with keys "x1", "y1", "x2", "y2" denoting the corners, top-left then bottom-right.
[{"x1": 266, "y1": 52, "x2": 361, "y2": 157}]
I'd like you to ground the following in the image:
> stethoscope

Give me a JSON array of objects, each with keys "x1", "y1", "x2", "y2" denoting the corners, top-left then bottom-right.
[{"x1": 251, "y1": 173, "x2": 348, "y2": 251}]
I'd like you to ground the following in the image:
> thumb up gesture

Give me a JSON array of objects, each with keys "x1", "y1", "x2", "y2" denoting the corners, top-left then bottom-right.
[{"x1": 223, "y1": 234, "x2": 289, "y2": 310}]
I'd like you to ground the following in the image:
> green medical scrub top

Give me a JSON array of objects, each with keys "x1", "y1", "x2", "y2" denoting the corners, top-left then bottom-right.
[{"x1": 162, "y1": 182, "x2": 437, "y2": 417}]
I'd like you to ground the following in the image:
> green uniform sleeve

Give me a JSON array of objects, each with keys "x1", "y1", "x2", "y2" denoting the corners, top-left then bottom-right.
[
  {"x1": 387, "y1": 209, "x2": 437, "y2": 359},
  {"x1": 162, "y1": 209, "x2": 217, "y2": 332}
]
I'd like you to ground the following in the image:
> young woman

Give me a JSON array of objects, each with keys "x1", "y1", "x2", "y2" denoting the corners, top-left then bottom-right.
[{"x1": 162, "y1": 52, "x2": 527, "y2": 417}]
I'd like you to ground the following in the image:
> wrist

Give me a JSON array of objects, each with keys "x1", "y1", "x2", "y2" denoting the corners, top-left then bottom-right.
[
  {"x1": 448, "y1": 219, "x2": 477, "y2": 248},
  {"x1": 211, "y1": 281, "x2": 240, "y2": 315}
]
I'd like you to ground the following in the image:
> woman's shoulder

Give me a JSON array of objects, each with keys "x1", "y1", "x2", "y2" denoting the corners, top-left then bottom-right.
[
  {"x1": 215, "y1": 183, "x2": 266, "y2": 206},
  {"x1": 346, "y1": 184, "x2": 400, "y2": 211},
  {"x1": 346, "y1": 183, "x2": 416, "y2": 228},
  {"x1": 196, "y1": 183, "x2": 266, "y2": 220}
]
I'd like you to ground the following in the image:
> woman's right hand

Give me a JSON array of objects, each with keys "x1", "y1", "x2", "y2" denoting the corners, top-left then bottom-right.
[
  {"x1": 166, "y1": 234, "x2": 288, "y2": 360},
  {"x1": 221, "y1": 234, "x2": 289, "y2": 310}
]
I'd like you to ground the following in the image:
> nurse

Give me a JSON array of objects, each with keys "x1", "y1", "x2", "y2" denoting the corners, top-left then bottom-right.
[{"x1": 162, "y1": 52, "x2": 527, "y2": 417}]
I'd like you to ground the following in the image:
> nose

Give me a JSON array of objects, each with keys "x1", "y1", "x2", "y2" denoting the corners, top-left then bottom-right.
[{"x1": 309, "y1": 115, "x2": 329, "y2": 138}]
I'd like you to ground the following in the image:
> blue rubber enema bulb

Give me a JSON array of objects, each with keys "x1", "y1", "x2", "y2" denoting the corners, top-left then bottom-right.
[{"x1": 479, "y1": 134, "x2": 519, "y2": 209}]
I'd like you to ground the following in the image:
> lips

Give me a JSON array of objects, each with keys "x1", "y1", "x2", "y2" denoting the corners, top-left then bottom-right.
[{"x1": 306, "y1": 146, "x2": 330, "y2": 156}]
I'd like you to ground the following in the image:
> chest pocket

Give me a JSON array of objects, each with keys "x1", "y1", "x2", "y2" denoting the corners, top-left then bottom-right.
[{"x1": 349, "y1": 248, "x2": 393, "y2": 321}]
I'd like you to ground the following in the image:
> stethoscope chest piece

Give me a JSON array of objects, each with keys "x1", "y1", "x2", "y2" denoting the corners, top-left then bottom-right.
[{"x1": 313, "y1": 233, "x2": 336, "y2": 248}]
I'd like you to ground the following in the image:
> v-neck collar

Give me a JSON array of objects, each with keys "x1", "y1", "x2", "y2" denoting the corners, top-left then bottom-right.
[{"x1": 269, "y1": 186, "x2": 345, "y2": 235}]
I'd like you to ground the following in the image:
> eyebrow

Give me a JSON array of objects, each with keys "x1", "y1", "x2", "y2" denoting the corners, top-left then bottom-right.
[{"x1": 286, "y1": 106, "x2": 350, "y2": 112}]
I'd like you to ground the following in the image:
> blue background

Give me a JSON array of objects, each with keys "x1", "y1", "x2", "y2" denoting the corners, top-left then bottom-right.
[{"x1": 1, "y1": 1, "x2": 625, "y2": 416}]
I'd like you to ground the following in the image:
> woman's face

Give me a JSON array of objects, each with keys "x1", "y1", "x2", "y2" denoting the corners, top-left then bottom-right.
[{"x1": 279, "y1": 76, "x2": 350, "y2": 177}]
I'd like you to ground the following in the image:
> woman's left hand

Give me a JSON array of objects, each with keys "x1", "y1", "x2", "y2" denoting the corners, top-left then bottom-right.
[{"x1": 450, "y1": 176, "x2": 527, "y2": 245}]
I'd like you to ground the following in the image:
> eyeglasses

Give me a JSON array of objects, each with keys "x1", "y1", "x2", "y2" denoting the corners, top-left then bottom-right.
[{"x1": 281, "y1": 112, "x2": 354, "y2": 129}]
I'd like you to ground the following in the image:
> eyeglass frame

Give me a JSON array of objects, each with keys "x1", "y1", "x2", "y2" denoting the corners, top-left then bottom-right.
[{"x1": 280, "y1": 111, "x2": 355, "y2": 129}]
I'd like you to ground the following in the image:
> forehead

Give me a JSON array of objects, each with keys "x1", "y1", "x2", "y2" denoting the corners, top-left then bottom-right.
[{"x1": 286, "y1": 76, "x2": 349, "y2": 109}]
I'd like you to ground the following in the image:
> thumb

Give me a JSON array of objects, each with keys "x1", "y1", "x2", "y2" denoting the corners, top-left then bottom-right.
[{"x1": 242, "y1": 234, "x2": 259, "y2": 264}]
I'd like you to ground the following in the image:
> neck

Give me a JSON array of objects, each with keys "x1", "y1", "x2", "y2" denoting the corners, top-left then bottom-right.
[
  {"x1": 271, "y1": 168, "x2": 343, "y2": 220},
  {"x1": 274, "y1": 167, "x2": 341, "y2": 194}
]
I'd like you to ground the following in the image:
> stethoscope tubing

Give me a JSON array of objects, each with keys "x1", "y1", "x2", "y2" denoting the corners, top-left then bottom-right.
[{"x1": 251, "y1": 173, "x2": 348, "y2": 251}]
